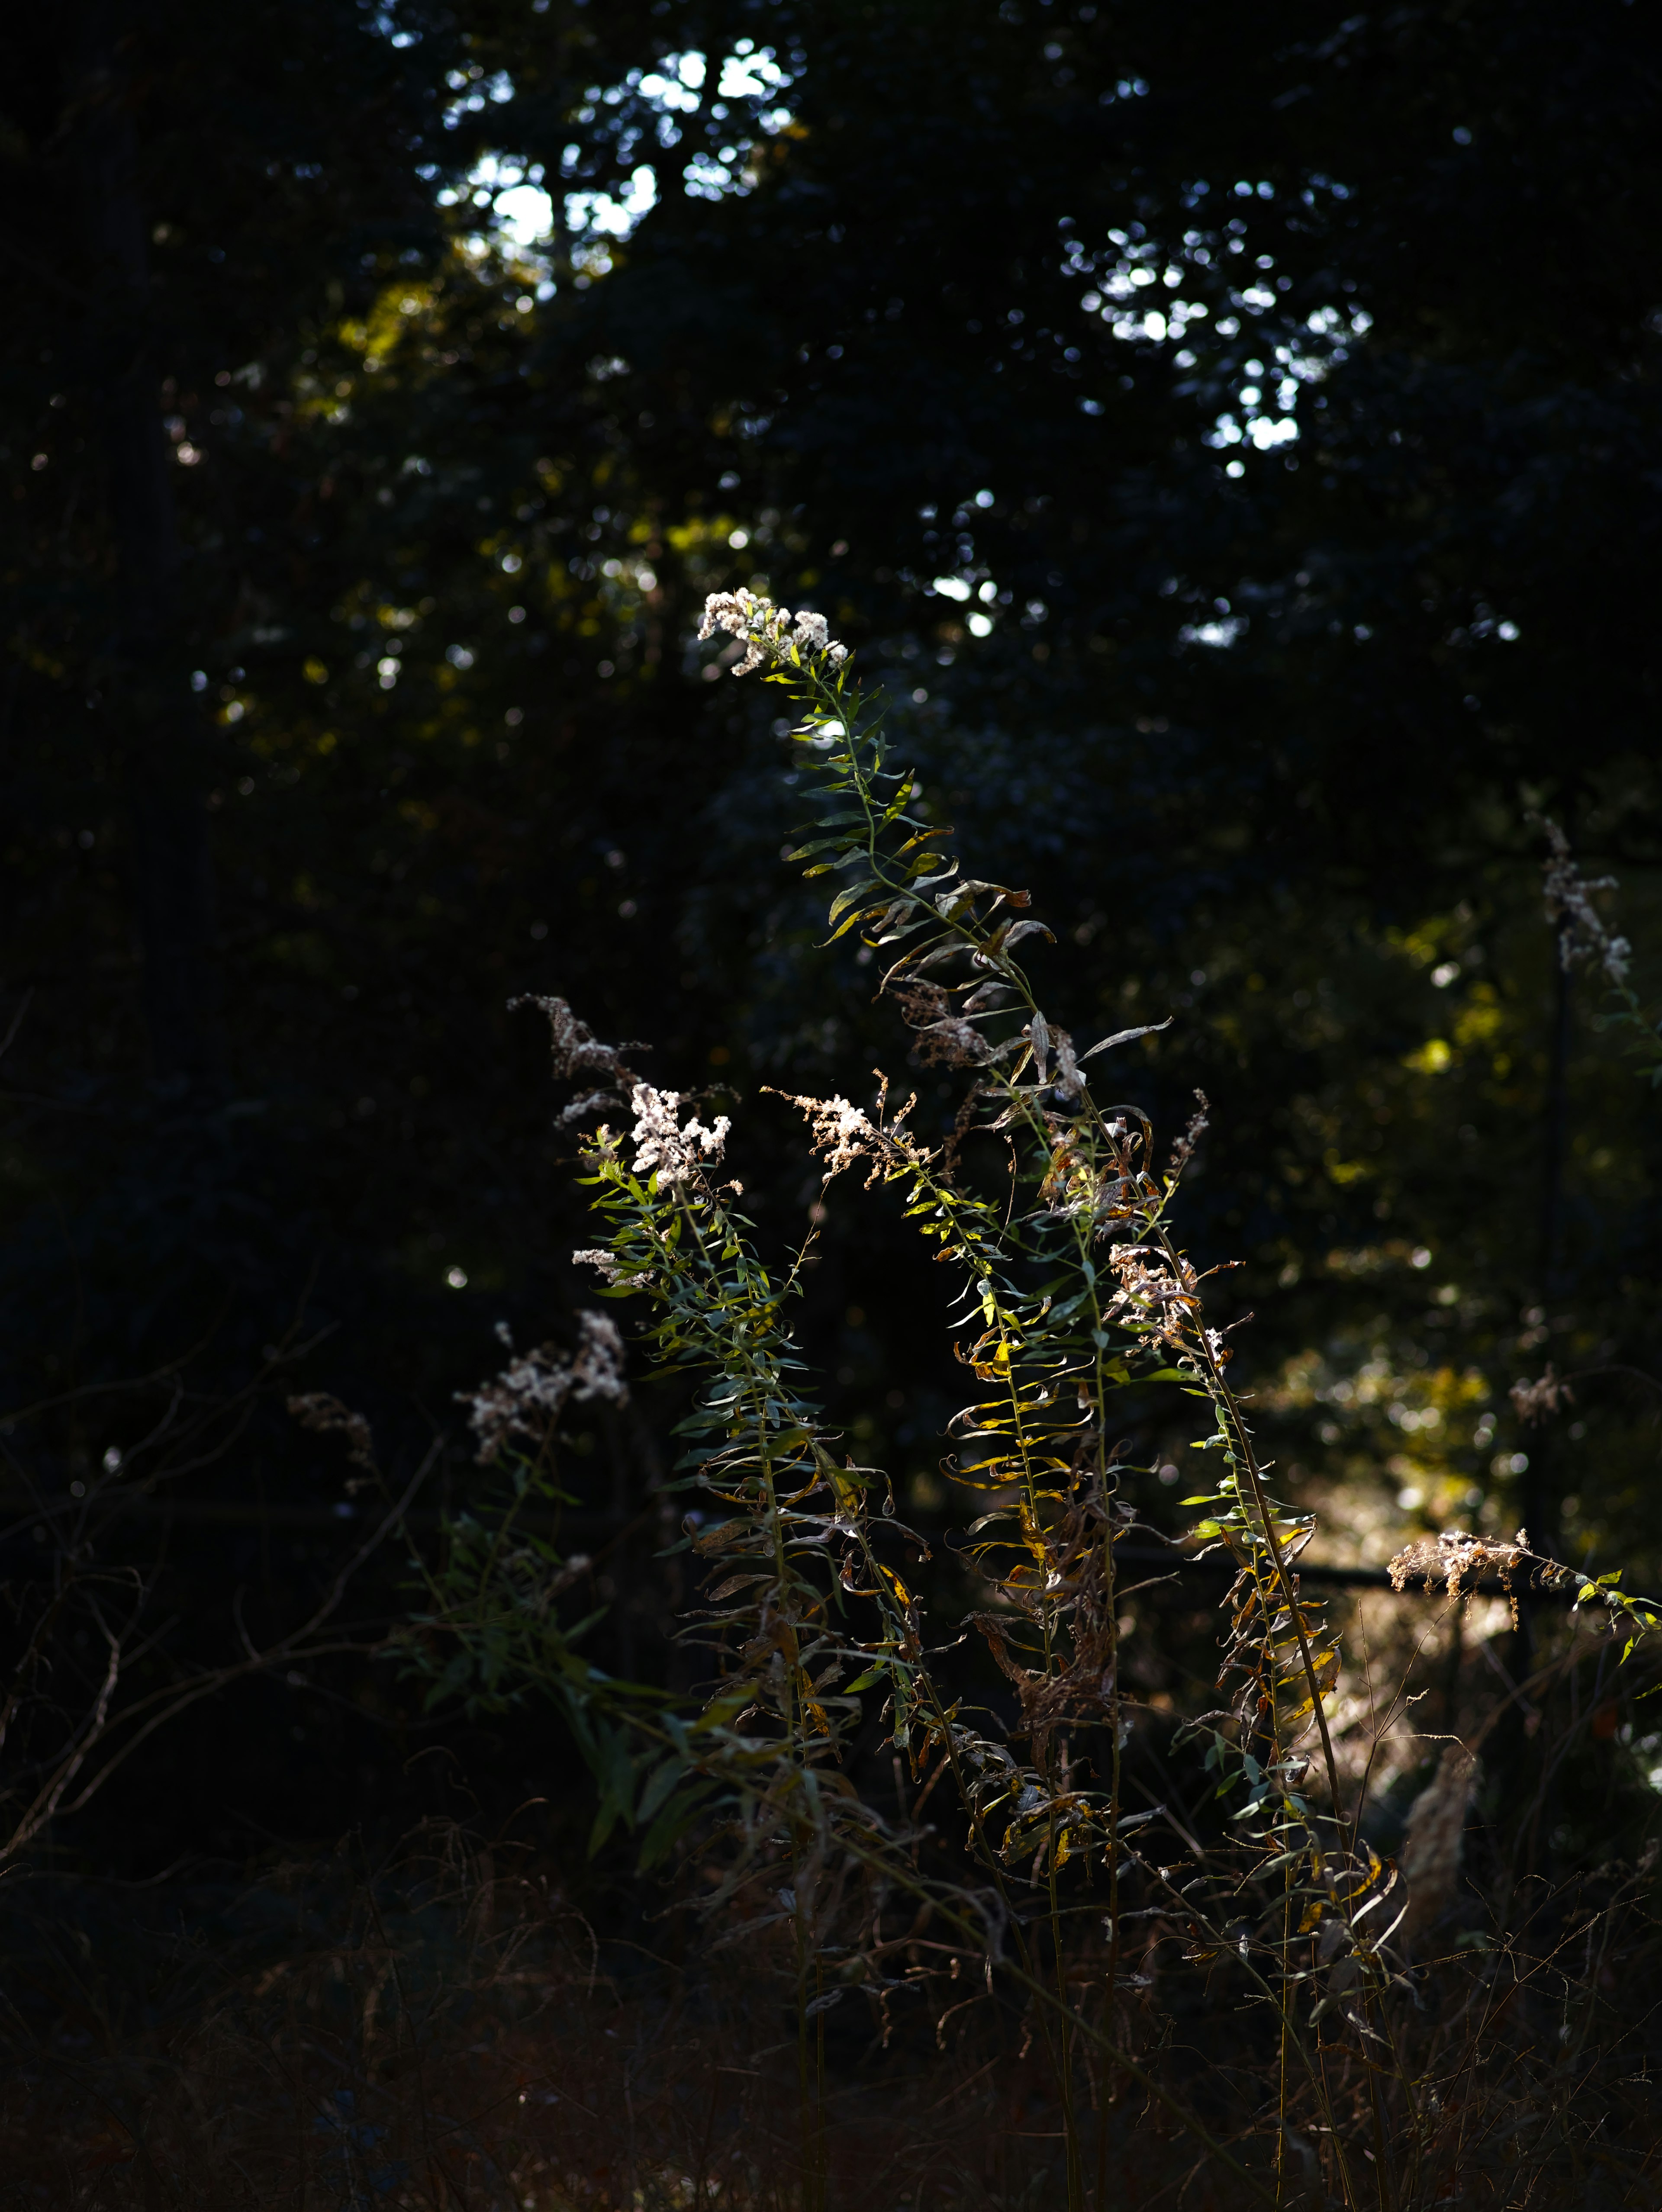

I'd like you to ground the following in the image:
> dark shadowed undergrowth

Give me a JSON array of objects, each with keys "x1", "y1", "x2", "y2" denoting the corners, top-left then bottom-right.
[{"x1": 3, "y1": 1815, "x2": 1661, "y2": 2212}]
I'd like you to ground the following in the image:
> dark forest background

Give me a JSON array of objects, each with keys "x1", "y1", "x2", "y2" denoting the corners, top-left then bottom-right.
[{"x1": 3, "y1": 0, "x2": 1661, "y2": 1879}]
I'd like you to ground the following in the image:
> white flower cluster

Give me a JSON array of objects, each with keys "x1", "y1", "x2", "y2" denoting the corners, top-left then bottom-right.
[
  {"x1": 627, "y1": 1082, "x2": 731, "y2": 1186},
  {"x1": 699, "y1": 589, "x2": 848, "y2": 677},
  {"x1": 1540, "y1": 817, "x2": 1632, "y2": 986},
  {"x1": 790, "y1": 1092, "x2": 880, "y2": 1180},
  {"x1": 572, "y1": 1246, "x2": 628, "y2": 1285},
  {"x1": 459, "y1": 1310, "x2": 628, "y2": 1464}
]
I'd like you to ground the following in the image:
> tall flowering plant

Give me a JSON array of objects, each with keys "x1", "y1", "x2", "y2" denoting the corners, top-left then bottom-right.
[{"x1": 377, "y1": 598, "x2": 1662, "y2": 2210}]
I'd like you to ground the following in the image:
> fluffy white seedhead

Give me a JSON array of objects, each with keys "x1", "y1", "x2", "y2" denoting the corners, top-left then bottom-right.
[
  {"x1": 626, "y1": 1082, "x2": 731, "y2": 1185},
  {"x1": 459, "y1": 1310, "x2": 628, "y2": 1464},
  {"x1": 790, "y1": 1093, "x2": 880, "y2": 1180},
  {"x1": 569, "y1": 1310, "x2": 628, "y2": 1403},
  {"x1": 699, "y1": 588, "x2": 848, "y2": 677}
]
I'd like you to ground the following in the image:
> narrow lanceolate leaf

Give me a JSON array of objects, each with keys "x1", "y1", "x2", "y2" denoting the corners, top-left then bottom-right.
[
  {"x1": 873, "y1": 907, "x2": 934, "y2": 945},
  {"x1": 1077, "y1": 1018, "x2": 1176, "y2": 1063},
  {"x1": 1000, "y1": 919, "x2": 1055, "y2": 952},
  {"x1": 826, "y1": 900, "x2": 891, "y2": 943},
  {"x1": 827, "y1": 877, "x2": 883, "y2": 924},
  {"x1": 786, "y1": 836, "x2": 858, "y2": 862}
]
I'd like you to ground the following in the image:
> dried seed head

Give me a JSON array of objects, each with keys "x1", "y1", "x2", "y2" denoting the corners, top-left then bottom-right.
[
  {"x1": 458, "y1": 1310, "x2": 628, "y2": 1464},
  {"x1": 509, "y1": 996, "x2": 650, "y2": 1125},
  {"x1": 1537, "y1": 816, "x2": 1631, "y2": 986},
  {"x1": 1102, "y1": 1244, "x2": 1201, "y2": 1347},
  {"x1": 287, "y1": 1392, "x2": 374, "y2": 1468},
  {"x1": 1510, "y1": 1364, "x2": 1572, "y2": 1424},
  {"x1": 1389, "y1": 1527, "x2": 1529, "y2": 1604},
  {"x1": 573, "y1": 1246, "x2": 632, "y2": 1286},
  {"x1": 1167, "y1": 1090, "x2": 1211, "y2": 1180}
]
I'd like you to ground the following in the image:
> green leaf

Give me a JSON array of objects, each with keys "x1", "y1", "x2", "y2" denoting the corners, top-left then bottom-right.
[
  {"x1": 636, "y1": 1755, "x2": 686, "y2": 1826},
  {"x1": 825, "y1": 901, "x2": 886, "y2": 943},
  {"x1": 826, "y1": 877, "x2": 882, "y2": 924},
  {"x1": 638, "y1": 1779, "x2": 713, "y2": 1871}
]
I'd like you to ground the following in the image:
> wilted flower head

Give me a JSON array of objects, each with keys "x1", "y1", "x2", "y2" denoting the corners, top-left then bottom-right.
[
  {"x1": 509, "y1": 995, "x2": 651, "y2": 1125},
  {"x1": 1167, "y1": 1090, "x2": 1211, "y2": 1180},
  {"x1": 1102, "y1": 1244, "x2": 1202, "y2": 1347},
  {"x1": 1510, "y1": 1363, "x2": 1573, "y2": 1424},
  {"x1": 890, "y1": 981, "x2": 995, "y2": 1068},
  {"x1": 288, "y1": 1392, "x2": 374, "y2": 1469},
  {"x1": 572, "y1": 1246, "x2": 629, "y2": 1286},
  {"x1": 458, "y1": 1309, "x2": 628, "y2": 1464},
  {"x1": 699, "y1": 589, "x2": 848, "y2": 677},
  {"x1": 1538, "y1": 817, "x2": 1632, "y2": 987},
  {"x1": 1389, "y1": 1527, "x2": 1530, "y2": 1599}
]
